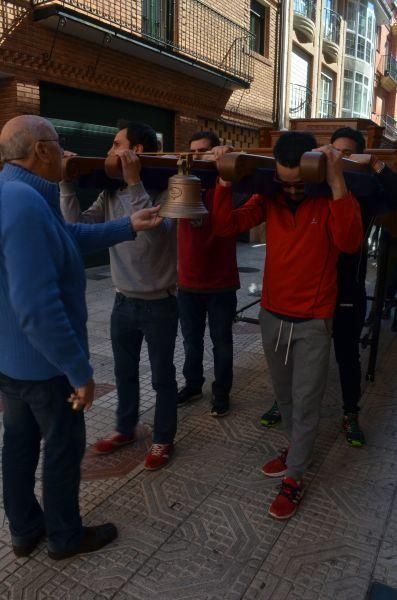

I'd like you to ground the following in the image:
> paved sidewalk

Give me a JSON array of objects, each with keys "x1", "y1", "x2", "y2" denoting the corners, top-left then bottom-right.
[{"x1": 1, "y1": 243, "x2": 397, "y2": 599}]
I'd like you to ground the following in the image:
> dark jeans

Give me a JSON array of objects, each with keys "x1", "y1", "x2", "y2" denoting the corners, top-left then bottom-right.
[
  {"x1": 178, "y1": 289, "x2": 237, "y2": 398},
  {"x1": 110, "y1": 293, "x2": 178, "y2": 444},
  {"x1": 333, "y1": 290, "x2": 367, "y2": 414},
  {"x1": 0, "y1": 373, "x2": 85, "y2": 553}
]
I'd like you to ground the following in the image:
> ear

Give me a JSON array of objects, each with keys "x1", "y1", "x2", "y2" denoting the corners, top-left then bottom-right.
[
  {"x1": 34, "y1": 141, "x2": 52, "y2": 164},
  {"x1": 133, "y1": 143, "x2": 144, "y2": 154}
]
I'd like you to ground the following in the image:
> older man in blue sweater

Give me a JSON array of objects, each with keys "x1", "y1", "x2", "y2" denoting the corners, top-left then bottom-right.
[{"x1": 0, "y1": 115, "x2": 161, "y2": 560}]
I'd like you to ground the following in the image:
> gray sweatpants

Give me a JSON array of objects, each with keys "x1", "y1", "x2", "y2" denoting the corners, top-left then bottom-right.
[{"x1": 259, "y1": 309, "x2": 332, "y2": 480}]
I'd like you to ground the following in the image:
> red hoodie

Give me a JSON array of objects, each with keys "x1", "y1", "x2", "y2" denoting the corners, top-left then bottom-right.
[
  {"x1": 212, "y1": 184, "x2": 363, "y2": 319},
  {"x1": 178, "y1": 189, "x2": 240, "y2": 291}
]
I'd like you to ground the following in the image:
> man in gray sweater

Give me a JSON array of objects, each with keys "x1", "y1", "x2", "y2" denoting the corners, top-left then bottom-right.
[{"x1": 60, "y1": 121, "x2": 178, "y2": 470}]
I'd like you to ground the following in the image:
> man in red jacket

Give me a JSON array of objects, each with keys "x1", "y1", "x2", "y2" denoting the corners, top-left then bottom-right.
[
  {"x1": 212, "y1": 132, "x2": 363, "y2": 519},
  {"x1": 177, "y1": 131, "x2": 239, "y2": 417}
]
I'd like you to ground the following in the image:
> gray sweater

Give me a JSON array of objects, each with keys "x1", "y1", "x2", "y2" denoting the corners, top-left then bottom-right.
[{"x1": 60, "y1": 181, "x2": 177, "y2": 299}]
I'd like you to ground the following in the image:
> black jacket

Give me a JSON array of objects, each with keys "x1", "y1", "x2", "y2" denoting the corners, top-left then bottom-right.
[{"x1": 337, "y1": 165, "x2": 397, "y2": 305}]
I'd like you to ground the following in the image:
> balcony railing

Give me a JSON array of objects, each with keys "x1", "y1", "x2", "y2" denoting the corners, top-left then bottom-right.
[
  {"x1": 323, "y1": 8, "x2": 341, "y2": 46},
  {"x1": 383, "y1": 54, "x2": 397, "y2": 82},
  {"x1": 289, "y1": 84, "x2": 312, "y2": 119},
  {"x1": 293, "y1": 0, "x2": 316, "y2": 22},
  {"x1": 381, "y1": 114, "x2": 397, "y2": 141},
  {"x1": 32, "y1": 0, "x2": 254, "y2": 84},
  {"x1": 318, "y1": 99, "x2": 336, "y2": 119}
]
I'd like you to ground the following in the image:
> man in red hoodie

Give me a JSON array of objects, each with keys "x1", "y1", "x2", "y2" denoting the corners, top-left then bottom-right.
[
  {"x1": 211, "y1": 132, "x2": 363, "y2": 519},
  {"x1": 177, "y1": 131, "x2": 239, "y2": 417}
]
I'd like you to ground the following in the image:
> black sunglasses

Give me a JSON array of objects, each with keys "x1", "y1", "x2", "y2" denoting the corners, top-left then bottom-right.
[{"x1": 273, "y1": 174, "x2": 305, "y2": 190}]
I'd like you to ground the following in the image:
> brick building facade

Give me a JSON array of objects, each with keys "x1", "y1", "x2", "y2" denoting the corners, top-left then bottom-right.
[{"x1": 0, "y1": 0, "x2": 280, "y2": 150}]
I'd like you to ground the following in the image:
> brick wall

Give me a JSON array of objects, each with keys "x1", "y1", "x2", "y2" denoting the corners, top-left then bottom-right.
[
  {"x1": 0, "y1": 0, "x2": 280, "y2": 145},
  {"x1": 198, "y1": 117, "x2": 260, "y2": 147}
]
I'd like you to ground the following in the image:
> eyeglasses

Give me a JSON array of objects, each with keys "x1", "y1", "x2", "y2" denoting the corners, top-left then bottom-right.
[
  {"x1": 0, "y1": 136, "x2": 66, "y2": 163},
  {"x1": 273, "y1": 175, "x2": 305, "y2": 190},
  {"x1": 37, "y1": 135, "x2": 66, "y2": 148}
]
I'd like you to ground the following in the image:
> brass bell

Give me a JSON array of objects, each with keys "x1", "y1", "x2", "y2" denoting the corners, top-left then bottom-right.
[{"x1": 159, "y1": 154, "x2": 208, "y2": 219}]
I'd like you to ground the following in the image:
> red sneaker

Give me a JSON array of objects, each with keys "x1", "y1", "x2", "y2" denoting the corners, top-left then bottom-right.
[
  {"x1": 262, "y1": 448, "x2": 288, "y2": 477},
  {"x1": 94, "y1": 432, "x2": 135, "y2": 454},
  {"x1": 144, "y1": 443, "x2": 174, "y2": 470},
  {"x1": 268, "y1": 477, "x2": 304, "y2": 520}
]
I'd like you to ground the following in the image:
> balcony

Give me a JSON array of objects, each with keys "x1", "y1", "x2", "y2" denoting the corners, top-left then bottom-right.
[
  {"x1": 32, "y1": 0, "x2": 254, "y2": 89},
  {"x1": 381, "y1": 114, "x2": 397, "y2": 142},
  {"x1": 289, "y1": 84, "x2": 312, "y2": 119},
  {"x1": 293, "y1": 0, "x2": 316, "y2": 44},
  {"x1": 317, "y1": 98, "x2": 336, "y2": 119},
  {"x1": 322, "y1": 8, "x2": 341, "y2": 63},
  {"x1": 380, "y1": 54, "x2": 397, "y2": 91}
]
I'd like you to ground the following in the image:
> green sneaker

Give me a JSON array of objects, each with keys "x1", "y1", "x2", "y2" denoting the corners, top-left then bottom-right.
[
  {"x1": 260, "y1": 402, "x2": 282, "y2": 428},
  {"x1": 343, "y1": 413, "x2": 365, "y2": 447}
]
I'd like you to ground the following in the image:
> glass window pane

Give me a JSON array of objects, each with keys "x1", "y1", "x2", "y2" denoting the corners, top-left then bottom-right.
[
  {"x1": 365, "y1": 42, "x2": 372, "y2": 62},
  {"x1": 346, "y1": 32, "x2": 355, "y2": 56},
  {"x1": 343, "y1": 80, "x2": 353, "y2": 110},
  {"x1": 347, "y1": 1, "x2": 356, "y2": 30},
  {"x1": 354, "y1": 82, "x2": 362, "y2": 113},
  {"x1": 358, "y1": 3, "x2": 366, "y2": 36},
  {"x1": 357, "y1": 36, "x2": 365, "y2": 59}
]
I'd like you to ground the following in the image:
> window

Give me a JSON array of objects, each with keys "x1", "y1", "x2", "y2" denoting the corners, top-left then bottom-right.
[
  {"x1": 376, "y1": 25, "x2": 382, "y2": 51},
  {"x1": 250, "y1": 0, "x2": 267, "y2": 56},
  {"x1": 142, "y1": 0, "x2": 173, "y2": 42},
  {"x1": 342, "y1": 68, "x2": 372, "y2": 118},
  {"x1": 319, "y1": 72, "x2": 335, "y2": 118},
  {"x1": 344, "y1": 0, "x2": 375, "y2": 65}
]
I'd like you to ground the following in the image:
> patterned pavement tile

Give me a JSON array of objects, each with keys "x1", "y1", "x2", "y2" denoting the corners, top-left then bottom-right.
[
  {"x1": 81, "y1": 423, "x2": 152, "y2": 481},
  {"x1": 372, "y1": 490, "x2": 397, "y2": 588},
  {"x1": 1, "y1": 250, "x2": 397, "y2": 599}
]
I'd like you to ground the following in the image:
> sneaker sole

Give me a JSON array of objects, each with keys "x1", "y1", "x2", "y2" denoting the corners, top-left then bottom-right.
[
  {"x1": 94, "y1": 439, "x2": 135, "y2": 455},
  {"x1": 260, "y1": 419, "x2": 281, "y2": 428},
  {"x1": 210, "y1": 409, "x2": 230, "y2": 418},
  {"x1": 347, "y1": 439, "x2": 365, "y2": 448},
  {"x1": 262, "y1": 469, "x2": 287, "y2": 478},
  {"x1": 144, "y1": 458, "x2": 172, "y2": 471},
  {"x1": 177, "y1": 393, "x2": 203, "y2": 407},
  {"x1": 268, "y1": 505, "x2": 298, "y2": 520}
]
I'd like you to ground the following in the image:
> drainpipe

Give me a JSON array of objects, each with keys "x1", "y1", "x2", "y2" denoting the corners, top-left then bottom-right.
[{"x1": 277, "y1": 0, "x2": 291, "y2": 130}]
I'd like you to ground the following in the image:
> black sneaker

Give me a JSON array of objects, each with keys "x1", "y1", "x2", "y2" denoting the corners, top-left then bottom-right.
[
  {"x1": 177, "y1": 386, "x2": 203, "y2": 406},
  {"x1": 260, "y1": 402, "x2": 282, "y2": 427},
  {"x1": 48, "y1": 523, "x2": 118, "y2": 560},
  {"x1": 210, "y1": 396, "x2": 230, "y2": 417},
  {"x1": 343, "y1": 413, "x2": 365, "y2": 447}
]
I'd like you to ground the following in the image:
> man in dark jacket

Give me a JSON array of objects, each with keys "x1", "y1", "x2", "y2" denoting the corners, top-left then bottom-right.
[{"x1": 260, "y1": 127, "x2": 397, "y2": 447}]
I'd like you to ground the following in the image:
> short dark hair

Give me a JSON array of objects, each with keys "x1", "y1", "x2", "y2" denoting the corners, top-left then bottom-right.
[
  {"x1": 273, "y1": 131, "x2": 317, "y2": 168},
  {"x1": 189, "y1": 130, "x2": 221, "y2": 149},
  {"x1": 330, "y1": 127, "x2": 365, "y2": 154},
  {"x1": 117, "y1": 120, "x2": 158, "y2": 153}
]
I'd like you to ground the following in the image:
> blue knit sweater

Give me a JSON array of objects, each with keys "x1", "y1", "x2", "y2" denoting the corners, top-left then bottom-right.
[{"x1": 0, "y1": 164, "x2": 135, "y2": 387}]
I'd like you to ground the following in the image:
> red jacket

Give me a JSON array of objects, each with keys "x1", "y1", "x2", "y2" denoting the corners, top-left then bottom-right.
[
  {"x1": 212, "y1": 185, "x2": 363, "y2": 318},
  {"x1": 178, "y1": 189, "x2": 239, "y2": 291}
]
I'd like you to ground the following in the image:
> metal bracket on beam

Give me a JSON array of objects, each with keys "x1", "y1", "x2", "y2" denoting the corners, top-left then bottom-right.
[
  {"x1": 42, "y1": 15, "x2": 67, "y2": 62},
  {"x1": 86, "y1": 32, "x2": 112, "y2": 77}
]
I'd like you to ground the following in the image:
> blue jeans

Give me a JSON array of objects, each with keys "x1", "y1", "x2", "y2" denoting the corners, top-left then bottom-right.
[
  {"x1": 110, "y1": 293, "x2": 178, "y2": 443},
  {"x1": 0, "y1": 373, "x2": 85, "y2": 553},
  {"x1": 178, "y1": 290, "x2": 237, "y2": 397}
]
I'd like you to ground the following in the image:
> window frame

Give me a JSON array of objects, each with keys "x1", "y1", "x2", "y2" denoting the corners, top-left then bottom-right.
[{"x1": 250, "y1": 0, "x2": 269, "y2": 57}]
